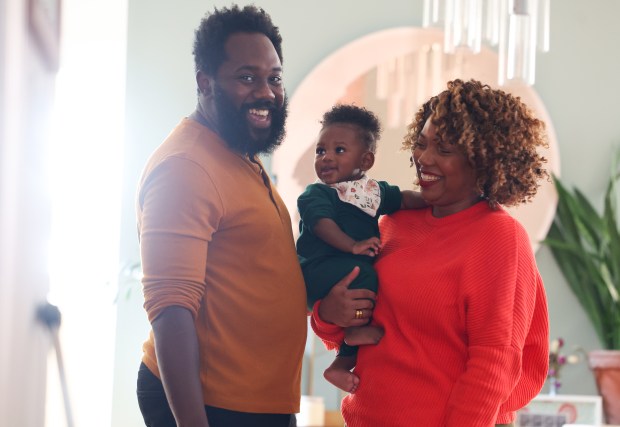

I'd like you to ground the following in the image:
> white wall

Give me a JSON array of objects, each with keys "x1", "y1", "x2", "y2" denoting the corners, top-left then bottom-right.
[
  {"x1": 114, "y1": 0, "x2": 620, "y2": 424},
  {"x1": 0, "y1": 0, "x2": 58, "y2": 425},
  {"x1": 43, "y1": 1, "x2": 128, "y2": 427}
]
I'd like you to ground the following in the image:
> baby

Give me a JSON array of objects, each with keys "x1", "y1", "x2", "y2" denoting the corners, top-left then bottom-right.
[{"x1": 296, "y1": 104, "x2": 425, "y2": 392}]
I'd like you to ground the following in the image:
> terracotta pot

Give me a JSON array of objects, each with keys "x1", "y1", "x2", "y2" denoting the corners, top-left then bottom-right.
[{"x1": 588, "y1": 350, "x2": 620, "y2": 424}]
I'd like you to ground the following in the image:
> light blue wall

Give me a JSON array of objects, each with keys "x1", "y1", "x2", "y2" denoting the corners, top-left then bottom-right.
[{"x1": 113, "y1": 1, "x2": 620, "y2": 425}]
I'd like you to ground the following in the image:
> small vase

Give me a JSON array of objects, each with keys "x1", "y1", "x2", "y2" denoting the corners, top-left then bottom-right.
[{"x1": 548, "y1": 376, "x2": 558, "y2": 396}]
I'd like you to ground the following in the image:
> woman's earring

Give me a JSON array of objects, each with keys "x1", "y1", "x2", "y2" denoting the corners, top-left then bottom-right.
[{"x1": 409, "y1": 156, "x2": 414, "y2": 168}]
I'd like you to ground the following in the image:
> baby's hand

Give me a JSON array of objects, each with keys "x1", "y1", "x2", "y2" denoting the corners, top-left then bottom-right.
[{"x1": 352, "y1": 237, "x2": 381, "y2": 256}]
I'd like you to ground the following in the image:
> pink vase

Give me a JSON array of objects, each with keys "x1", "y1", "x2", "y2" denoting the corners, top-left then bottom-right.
[{"x1": 588, "y1": 350, "x2": 620, "y2": 424}]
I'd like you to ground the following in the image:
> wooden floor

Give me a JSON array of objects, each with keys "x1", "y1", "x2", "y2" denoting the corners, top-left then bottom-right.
[{"x1": 324, "y1": 410, "x2": 344, "y2": 427}]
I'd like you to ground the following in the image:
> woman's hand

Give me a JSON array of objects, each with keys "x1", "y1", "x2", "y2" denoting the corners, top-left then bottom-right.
[{"x1": 318, "y1": 267, "x2": 376, "y2": 327}]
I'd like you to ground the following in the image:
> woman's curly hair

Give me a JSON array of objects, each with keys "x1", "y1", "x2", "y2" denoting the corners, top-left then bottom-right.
[
  {"x1": 321, "y1": 104, "x2": 382, "y2": 153},
  {"x1": 403, "y1": 79, "x2": 549, "y2": 208},
  {"x1": 193, "y1": 5, "x2": 283, "y2": 75}
]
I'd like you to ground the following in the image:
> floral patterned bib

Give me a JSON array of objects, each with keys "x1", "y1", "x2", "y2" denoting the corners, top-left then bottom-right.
[{"x1": 322, "y1": 175, "x2": 381, "y2": 217}]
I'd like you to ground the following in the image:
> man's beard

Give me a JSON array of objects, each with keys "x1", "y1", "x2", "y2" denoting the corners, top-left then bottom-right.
[{"x1": 213, "y1": 85, "x2": 288, "y2": 157}]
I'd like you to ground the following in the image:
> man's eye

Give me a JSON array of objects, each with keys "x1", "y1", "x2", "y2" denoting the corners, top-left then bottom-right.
[
  {"x1": 270, "y1": 75, "x2": 283, "y2": 85},
  {"x1": 240, "y1": 75, "x2": 254, "y2": 83}
]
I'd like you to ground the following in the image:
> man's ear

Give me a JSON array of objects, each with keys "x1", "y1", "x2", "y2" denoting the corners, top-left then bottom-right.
[
  {"x1": 196, "y1": 70, "x2": 214, "y2": 97},
  {"x1": 361, "y1": 151, "x2": 375, "y2": 172}
]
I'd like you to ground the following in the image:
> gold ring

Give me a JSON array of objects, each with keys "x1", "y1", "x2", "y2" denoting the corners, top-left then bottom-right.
[{"x1": 355, "y1": 309, "x2": 363, "y2": 320}]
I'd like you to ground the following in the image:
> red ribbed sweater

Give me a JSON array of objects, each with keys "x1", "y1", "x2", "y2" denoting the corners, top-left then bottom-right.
[{"x1": 312, "y1": 202, "x2": 549, "y2": 426}]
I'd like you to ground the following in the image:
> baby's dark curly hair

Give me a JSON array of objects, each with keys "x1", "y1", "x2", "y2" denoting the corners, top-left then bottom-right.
[
  {"x1": 321, "y1": 104, "x2": 382, "y2": 153},
  {"x1": 403, "y1": 79, "x2": 549, "y2": 208},
  {"x1": 193, "y1": 4, "x2": 283, "y2": 75}
]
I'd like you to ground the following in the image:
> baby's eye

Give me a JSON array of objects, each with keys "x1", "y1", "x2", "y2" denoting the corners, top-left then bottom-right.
[
  {"x1": 315, "y1": 147, "x2": 326, "y2": 155},
  {"x1": 335, "y1": 146, "x2": 346, "y2": 153}
]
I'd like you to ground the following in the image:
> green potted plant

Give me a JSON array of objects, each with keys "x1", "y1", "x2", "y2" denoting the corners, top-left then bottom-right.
[{"x1": 543, "y1": 151, "x2": 620, "y2": 423}]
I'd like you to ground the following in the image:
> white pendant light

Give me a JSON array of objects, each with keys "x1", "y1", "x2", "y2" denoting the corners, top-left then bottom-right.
[{"x1": 423, "y1": 0, "x2": 550, "y2": 86}]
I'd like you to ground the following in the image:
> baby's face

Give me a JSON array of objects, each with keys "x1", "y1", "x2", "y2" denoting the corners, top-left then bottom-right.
[{"x1": 314, "y1": 124, "x2": 371, "y2": 184}]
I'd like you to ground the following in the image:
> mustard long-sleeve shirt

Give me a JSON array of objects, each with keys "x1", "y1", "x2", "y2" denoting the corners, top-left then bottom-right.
[{"x1": 137, "y1": 118, "x2": 307, "y2": 414}]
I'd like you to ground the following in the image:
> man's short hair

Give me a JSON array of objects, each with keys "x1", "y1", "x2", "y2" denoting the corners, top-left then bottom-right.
[{"x1": 193, "y1": 4, "x2": 283, "y2": 76}]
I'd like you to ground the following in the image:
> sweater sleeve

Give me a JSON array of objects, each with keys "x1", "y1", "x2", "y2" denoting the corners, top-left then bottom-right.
[
  {"x1": 444, "y1": 218, "x2": 549, "y2": 426},
  {"x1": 496, "y1": 273, "x2": 549, "y2": 423},
  {"x1": 309, "y1": 301, "x2": 345, "y2": 351},
  {"x1": 138, "y1": 156, "x2": 223, "y2": 323}
]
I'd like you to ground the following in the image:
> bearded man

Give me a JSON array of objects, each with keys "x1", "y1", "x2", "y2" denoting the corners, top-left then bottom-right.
[{"x1": 135, "y1": 5, "x2": 309, "y2": 427}]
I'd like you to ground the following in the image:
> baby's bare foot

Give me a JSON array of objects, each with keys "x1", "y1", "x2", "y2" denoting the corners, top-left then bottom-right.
[
  {"x1": 344, "y1": 325, "x2": 384, "y2": 346},
  {"x1": 324, "y1": 366, "x2": 360, "y2": 393}
]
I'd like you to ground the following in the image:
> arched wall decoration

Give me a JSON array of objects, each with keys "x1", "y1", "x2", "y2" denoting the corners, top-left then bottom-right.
[{"x1": 273, "y1": 27, "x2": 560, "y2": 252}]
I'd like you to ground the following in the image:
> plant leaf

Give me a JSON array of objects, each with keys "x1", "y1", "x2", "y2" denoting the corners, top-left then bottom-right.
[{"x1": 544, "y1": 156, "x2": 620, "y2": 349}]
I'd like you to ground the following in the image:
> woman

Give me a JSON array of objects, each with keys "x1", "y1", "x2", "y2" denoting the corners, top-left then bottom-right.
[{"x1": 311, "y1": 79, "x2": 550, "y2": 427}]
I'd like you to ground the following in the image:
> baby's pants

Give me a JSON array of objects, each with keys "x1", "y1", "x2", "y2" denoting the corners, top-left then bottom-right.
[{"x1": 302, "y1": 256, "x2": 377, "y2": 357}]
